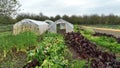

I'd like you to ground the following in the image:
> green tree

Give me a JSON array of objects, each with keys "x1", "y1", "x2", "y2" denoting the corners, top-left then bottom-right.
[
  {"x1": 62, "y1": 15, "x2": 70, "y2": 22},
  {"x1": 89, "y1": 15, "x2": 100, "y2": 24},
  {"x1": 38, "y1": 13, "x2": 49, "y2": 21},
  {"x1": 54, "y1": 15, "x2": 61, "y2": 20}
]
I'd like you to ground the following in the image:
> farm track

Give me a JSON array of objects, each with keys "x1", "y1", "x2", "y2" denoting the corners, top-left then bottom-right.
[{"x1": 64, "y1": 32, "x2": 120, "y2": 68}]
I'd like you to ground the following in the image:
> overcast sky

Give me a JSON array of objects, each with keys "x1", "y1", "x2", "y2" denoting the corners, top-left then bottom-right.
[{"x1": 19, "y1": 0, "x2": 120, "y2": 16}]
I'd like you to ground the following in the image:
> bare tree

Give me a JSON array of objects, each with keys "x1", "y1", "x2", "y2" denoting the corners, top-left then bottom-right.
[{"x1": 0, "y1": 0, "x2": 21, "y2": 16}]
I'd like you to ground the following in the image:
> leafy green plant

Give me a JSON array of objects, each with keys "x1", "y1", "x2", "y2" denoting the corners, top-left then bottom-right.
[
  {"x1": 83, "y1": 28, "x2": 94, "y2": 35},
  {"x1": 28, "y1": 32, "x2": 70, "y2": 68},
  {"x1": 74, "y1": 25, "x2": 80, "y2": 32},
  {"x1": 70, "y1": 60, "x2": 86, "y2": 68}
]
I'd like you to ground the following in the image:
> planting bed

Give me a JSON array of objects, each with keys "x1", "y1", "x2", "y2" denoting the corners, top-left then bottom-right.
[
  {"x1": 23, "y1": 33, "x2": 71, "y2": 68},
  {"x1": 93, "y1": 32, "x2": 120, "y2": 43},
  {"x1": 65, "y1": 32, "x2": 120, "y2": 68}
]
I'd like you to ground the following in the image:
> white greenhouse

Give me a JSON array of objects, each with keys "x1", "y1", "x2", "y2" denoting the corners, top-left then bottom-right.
[
  {"x1": 45, "y1": 20, "x2": 56, "y2": 33},
  {"x1": 13, "y1": 19, "x2": 49, "y2": 35},
  {"x1": 48, "y1": 19, "x2": 74, "y2": 33}
]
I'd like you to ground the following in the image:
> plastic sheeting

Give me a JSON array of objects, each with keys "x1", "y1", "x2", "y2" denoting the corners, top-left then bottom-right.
[
  {"x1": 45, "y1": 20, "x2": 56, "y2": 33},
  {"x1": 47, "y1": 19, "x2": 74, "y2": 33},
  {"x1": 13, "y1": 19, "x2": 49, "y2": 35}
]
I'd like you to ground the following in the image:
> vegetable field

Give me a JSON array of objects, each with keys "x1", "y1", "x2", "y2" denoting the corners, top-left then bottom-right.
[{"x1": 0, "y1": 25, "x2": 120, "y2": 68}]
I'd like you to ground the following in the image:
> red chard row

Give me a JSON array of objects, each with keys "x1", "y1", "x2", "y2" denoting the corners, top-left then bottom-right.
[{"x1": 64, "y1": 32, "x2": 120, "y2": 68}]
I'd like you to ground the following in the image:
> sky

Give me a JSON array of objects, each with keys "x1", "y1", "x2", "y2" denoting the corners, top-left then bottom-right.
[{"x1": 19, "y1": 0, "x2": 120, "y2": 16}]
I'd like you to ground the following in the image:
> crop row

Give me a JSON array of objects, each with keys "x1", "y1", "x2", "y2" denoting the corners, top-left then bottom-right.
[
  {"x1": 93, "y1": 32, "x2": 120, "y2": 43},
  {"x1": 23, "y1": 33, "x2": 70, "y2": 68},
  {"x1": 65, "y1": 32, "x2": 120, "y2": 68}
]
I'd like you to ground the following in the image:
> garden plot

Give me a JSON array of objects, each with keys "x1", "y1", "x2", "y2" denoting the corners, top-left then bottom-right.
[{"x1": 1, "y1": 25, "x2": 120, "y2": 68}]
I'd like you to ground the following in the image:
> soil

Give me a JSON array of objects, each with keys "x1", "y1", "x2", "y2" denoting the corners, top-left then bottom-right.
[
  {"x1": 68, "y1": 46, "x2": 82, "y2": 59},
  {"x1": 0, "y1": 50, "x2": 27, "y2": 68},
  {"x1": 57, "y1": 29, "x2": 66, "y2": 34}
]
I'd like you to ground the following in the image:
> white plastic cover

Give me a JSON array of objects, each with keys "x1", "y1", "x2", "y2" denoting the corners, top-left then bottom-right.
[
  {"x1": 48, "y1": 19, "x2": 74, "y2": 33},
  {"x1": 13, "y1": 19, "x2": 49, "y2": 35},
  {"x1": 42, "y1": 19, "x2": 74, "y2": 33}
]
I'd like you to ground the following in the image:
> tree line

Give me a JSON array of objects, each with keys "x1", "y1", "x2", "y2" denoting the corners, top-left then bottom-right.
[
  {"x1": 1, "y1": 13, "x2": 120, "y2": 25},
  {"x1": 16, "y1": 13, "x2": 120, "y2": 25}
]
